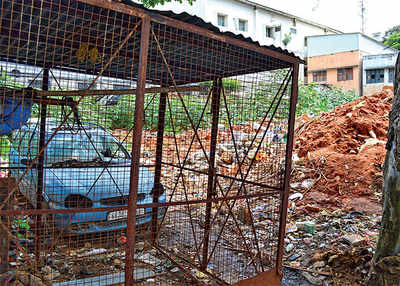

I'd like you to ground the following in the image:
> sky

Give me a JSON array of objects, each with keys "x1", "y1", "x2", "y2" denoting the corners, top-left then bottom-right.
[{"x1": 254, "y1": 0, "x2": 399, "y2": 36}]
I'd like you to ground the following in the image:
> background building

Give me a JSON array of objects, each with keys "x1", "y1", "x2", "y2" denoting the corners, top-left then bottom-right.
[
  {"x1": 306, "y1": 33, "x2": 396, "y2": 95},
  {"x1": 149, "y1": 0, "x2": 341, "y2": 79},
  {"x1": 363, "y1": 53, "x2": 398, "y2": 96}
]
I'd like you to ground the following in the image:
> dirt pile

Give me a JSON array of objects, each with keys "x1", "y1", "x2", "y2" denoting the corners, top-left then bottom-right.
[{"x1": 292, "y1": 87, "x2": 394, "y2": 213}]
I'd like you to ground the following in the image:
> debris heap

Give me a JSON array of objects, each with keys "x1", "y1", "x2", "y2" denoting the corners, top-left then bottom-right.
[{"x1": 292, "y1": 87, "x2": 393, "y2": 214}]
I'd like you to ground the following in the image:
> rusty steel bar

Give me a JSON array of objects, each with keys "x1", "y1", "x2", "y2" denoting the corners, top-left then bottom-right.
[
  {"x1": 161, "y1": 161, "x2": 281, "y2": 191},
  {"x1": 11, "y1": 85, "x2": 202, "y2": 97},
  {"x1": 201, "y1": 78, "x2": 222, "y2": 270},
  {"x1": 153, "y1": 243, "x2": 229, "y2": 286},
  {"x1": 202, "y1": 71, "x2": 293, "y2": 270},
  {"x1": 0, "y1": 20, "x2": 142, "y2": 213},
  {"x1": 125, "y1": 16, "x2": 151, "y2": 286},
  {"x1": 151, "y1": 90, "x2": 167, "y2": 242},
  {"x1": 0, "y1": 191, "x2": 277, "y2": 217},
  {"x1": 34, "y1": 68, "x2": 49, "y2": 267},
  {"x1": 0, "y1": 89, "x2": 79, "y2": 107},
  {"x1": 0, "y1": 179, "x2": 12, "y2": 274},
  {"x1": 276, "y1": 64, "x2": 299, "y2": 274},
  {"x1": 77, "y1": 0, "x2": 303, "y2": 65}
]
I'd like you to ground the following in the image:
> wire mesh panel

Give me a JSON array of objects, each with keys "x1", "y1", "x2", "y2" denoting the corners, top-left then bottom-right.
[{"x1": 0, "y1": 0, "x2": 300, "y2": 285}]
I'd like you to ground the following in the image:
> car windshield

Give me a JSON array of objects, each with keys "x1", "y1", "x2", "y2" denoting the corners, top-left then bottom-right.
[{"x1": 46, "y1": 131, "x2": 127, "y2": 165}]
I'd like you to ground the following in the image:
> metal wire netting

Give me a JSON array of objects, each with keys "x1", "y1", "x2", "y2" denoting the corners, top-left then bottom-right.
[{"x1": 0, "y1": 0, "x2": 299, "y2": 285}]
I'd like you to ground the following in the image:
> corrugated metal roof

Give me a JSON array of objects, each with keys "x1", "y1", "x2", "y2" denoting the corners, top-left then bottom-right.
[
  {"x1": 0, "y1": 0, "x2": 301, "y2": 86},
  {"x1": 122, "y1": 0, "x2": 302, "y2": 62}
]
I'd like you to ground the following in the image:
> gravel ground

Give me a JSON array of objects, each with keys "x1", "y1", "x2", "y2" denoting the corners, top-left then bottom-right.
[{"x1": 281, "y1": 267, "x2": 313, "y2": 286}]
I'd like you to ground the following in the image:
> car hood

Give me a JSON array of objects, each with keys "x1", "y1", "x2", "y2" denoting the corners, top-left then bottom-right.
[{"x1": 44, "y1": 159, "x2": 155, "y2": 202}]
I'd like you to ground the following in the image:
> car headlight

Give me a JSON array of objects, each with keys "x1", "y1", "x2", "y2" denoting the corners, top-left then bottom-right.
[{"x1": 64, "y1": 194, "x2": 93, "y2": 208}]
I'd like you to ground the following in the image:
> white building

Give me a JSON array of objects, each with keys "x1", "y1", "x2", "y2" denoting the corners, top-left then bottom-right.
[
  {"x1": 363, "y1": 53, "x2": 398, "y2": 96},
  {"x1": 149, "y1": 0, "x2": 342, "y2": 79}
]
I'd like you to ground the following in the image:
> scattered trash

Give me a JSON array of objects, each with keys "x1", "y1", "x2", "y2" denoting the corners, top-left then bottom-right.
[{"x1": 289, "y1": 193, "x2": 303, "y2": 201}]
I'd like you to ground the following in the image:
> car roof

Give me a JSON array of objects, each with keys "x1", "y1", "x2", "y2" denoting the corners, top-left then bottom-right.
[{"x1": 22, "y1": 118, "x2": 108, "y2": 135}]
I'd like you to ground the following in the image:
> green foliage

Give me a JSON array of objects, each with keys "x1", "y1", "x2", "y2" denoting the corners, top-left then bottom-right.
[
  {"x1": 139, "y1": 0, "x2": 195, "y2": 8},
  {"x1": 384, "y1": 32, "x2": 400, "y2": 50},
  {"x1": 282, "y1": 33, "x2": 292, "y2": 47},
  {"x1": 384, "y1": 25, "x2": 400, "y2": 39},
  {"x1": 296, "y1": 82, "x2": 357, "y2": 116}
]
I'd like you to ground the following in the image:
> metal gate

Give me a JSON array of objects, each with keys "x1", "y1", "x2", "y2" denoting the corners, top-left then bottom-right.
[{"x1": 0, "y1": 1, "x2": 301, "y2": 285}]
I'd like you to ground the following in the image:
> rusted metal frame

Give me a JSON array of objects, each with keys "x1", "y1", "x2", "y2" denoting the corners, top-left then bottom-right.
[
  {"x1": 46, "y1": 70, "x2": 127, "y2": 202},
  {"x1": 78, "y1": 92, "x2": 161, "y2": 199},
  {"x1": 151, "y1": 73, "x2": 213, "y2": 246},
  {"x1": 150, "y1": 27, "x2": 213, "y2": 183},
  {"x1": 28, "y1": 85, "x2": 202, "y2": 97},
  {"x1": 276, "y1": 64, "x2": 299, "y2": 274},
  {"x1": 152, "y1": 27, "x2": 263, "y2": 272},
  {"x1": 216, "y1": 82, "x2": 264, "y2": 272},
  {"x1": 76, "y1": 121, "x2": 126, "y2": 198},
  {"x1": 77, "y1": 0, "x2": 303, "y2": 65},
  {"x1": 153, "y1": 243, "x2": 229, "y2": 286},
  {"x1": 125, "y1": 16, "x2": 150, "y2": 286},
  {"x1": 201, "y1": 78, "x2": 222, "y2": 270},
  {"x1": 0, "y1": 218, "x2": 35, "y2": 269},
  {"x1": 34, "y1": 68, "x2": 49, "y2": 268},
  {"x1": 151, "y1": 90, "x2": 167, "y2": 242},
  {"x1": 0, "y1": 191, "x2": 278, "y2": 217},
  {"x1": 0, "y1": 19, "x2": 142, "y2": 212},
  {"x1": 0, "y1": 89, "x2": 79, "y2": 107},
  {"x1": 153, "y1": 86, "x2": 212, "y2": 263},
  {"x1": 150, "y1": 243, "x2": 205, "y2": 285},
  {"x1": 203, "y1": 70, "x2": 293, "y2": 267},
  {"x1": 161, "y1": 161, "x2": 281, "y2": 191}
]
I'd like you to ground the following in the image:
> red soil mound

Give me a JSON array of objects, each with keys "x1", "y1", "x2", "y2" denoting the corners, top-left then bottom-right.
[{"x1": 293, "y1": 89, "x2": 393, "y2": 213}]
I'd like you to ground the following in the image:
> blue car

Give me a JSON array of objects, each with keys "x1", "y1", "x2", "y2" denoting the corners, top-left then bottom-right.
[{"x1": 9, "y1": 120, "x2": 166, "y2": 234}]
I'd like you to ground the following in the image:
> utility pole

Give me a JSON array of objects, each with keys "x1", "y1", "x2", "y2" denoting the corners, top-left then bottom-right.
[{"x1": 360, "y1": 0, "x2": 366, "y2": 33}]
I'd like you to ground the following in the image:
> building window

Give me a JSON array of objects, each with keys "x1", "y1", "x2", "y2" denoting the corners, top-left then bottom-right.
[
  {"x1": 217, "y1": 14, "x2": 227, "y2": 27},
  {"x1": 366, "y1": 69, "x2": 384, "y2": 84},
  {"x1": 238, "y1": 19, "x2": 248, "y2": 32},
  {"x1": 312, "y1": 71, "x2": 327, "y2": 82},
  {"x1": 265, "y1": 26, "x2": 274, "y2": 39},
  {"x1": 290, "y1": 27, "x2": 297, "y2": 35},
  {"x1": 275, "y1": 26, "x2": 281, "y2": 32},
  {"x1": 389, "y1": 68, "x2": 394, "y2": 83},
  {"x1": 337, "y1": 67, "x2": 353, "y2": 81}
]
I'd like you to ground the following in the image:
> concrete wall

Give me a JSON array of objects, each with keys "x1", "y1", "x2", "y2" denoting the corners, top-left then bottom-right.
[
  {"x1": 308, "y1": 50, "x2": 360, "y2": 71},
  {"x1": 307, "y1": 51, "x2": 360, "y2": 94},
  {"x1": 359, "y1": 35, "x2": 395, "y2": 55},
  {"x1": 307, "y1": 34, "x2": 359, "y2": 58},
  {"x1": 362, "y1": 53, "x2": 398, "y2": 96},
  {"x1": 151, "y1": 0, "x2": 338, "y2": 60}
]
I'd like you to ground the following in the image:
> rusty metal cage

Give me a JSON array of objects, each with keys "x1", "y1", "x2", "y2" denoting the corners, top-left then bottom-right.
[{"x1": 0, "y1": 1, "x2": 301, "y2": 285}]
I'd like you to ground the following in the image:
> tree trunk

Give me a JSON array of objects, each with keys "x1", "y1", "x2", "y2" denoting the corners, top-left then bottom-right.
[{"x1": 368, "y1": 53, "x2": 400, "y2": 285}]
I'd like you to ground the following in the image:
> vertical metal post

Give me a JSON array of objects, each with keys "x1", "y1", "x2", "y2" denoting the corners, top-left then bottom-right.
[
  {"x1": 0, "y1": 178, "x2": 12, "y2": 274},
  {"x1": 201, "y1": 78, "x2": 222, "y2": 270},
  {"x1": 125, "y1": 17, "x2": 151, "y2": 286},
  {"x1": 34, "y1": 68, "x2": 49, "y2": 267},
  {"x1": 151, "y1": 89, "x2": 167, "y2": 243},
  {"x1": 276, "y1": 64, "x2": 299, "y2": 273}
]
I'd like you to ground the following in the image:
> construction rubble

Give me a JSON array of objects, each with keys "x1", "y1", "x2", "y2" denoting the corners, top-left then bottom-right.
[{"x1": 282, "y1": 87, "x2": 393, "y2": 285}]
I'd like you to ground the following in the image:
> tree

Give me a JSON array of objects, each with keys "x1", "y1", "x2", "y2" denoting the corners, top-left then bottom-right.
[
  {"x1": 368, "y1": 53, "x2": 400, "y2": 285},
  {"x1": 384, "y1": 32, "x2": 400, "y2": 50},
  {"x1": 385, "y1": 25, "x2": 400, "y2": 39},
  {"x1": 282, "y1": 33, "x2": 292, "y2": 47},
  {"x1": 137, "y1": 0, "x2": 195, "y2": 8}
]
